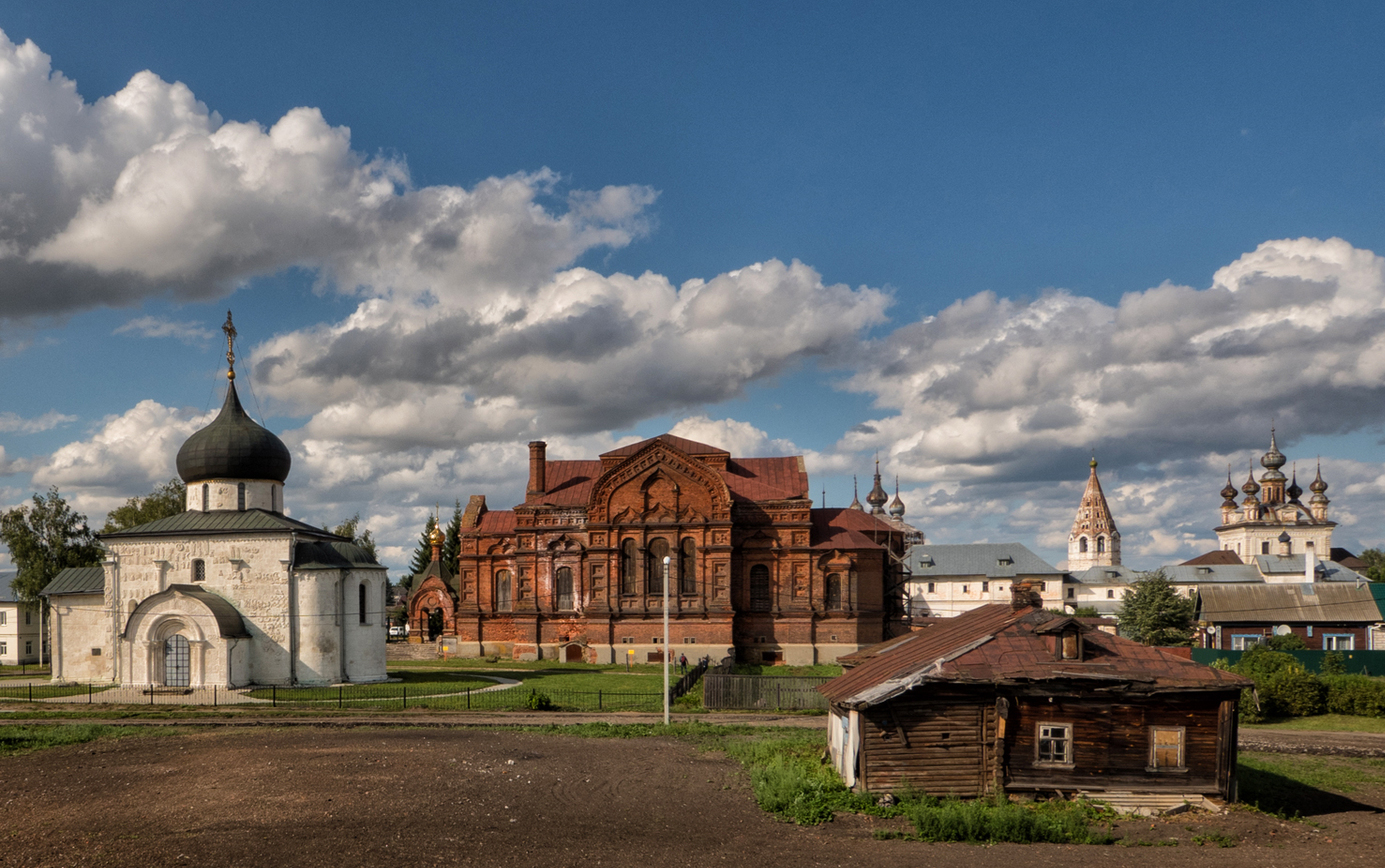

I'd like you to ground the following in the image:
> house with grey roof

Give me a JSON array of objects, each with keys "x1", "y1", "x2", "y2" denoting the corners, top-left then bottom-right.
[{"x1": 905, "y1": 543, "x2": 1066, "y2": 618}]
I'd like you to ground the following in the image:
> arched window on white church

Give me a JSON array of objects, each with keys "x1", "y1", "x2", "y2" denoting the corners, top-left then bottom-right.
[
  {"x1": 1096, "y1": 536, "x2": 1105, "y2": 554},
  {"x1": 1079, "y1": 537, "x2": 1088, "y2": 553}
]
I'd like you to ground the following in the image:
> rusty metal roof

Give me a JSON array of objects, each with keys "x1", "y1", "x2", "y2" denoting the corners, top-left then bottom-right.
[
  {"x1": 820, "y1": 603, "x2": 1250, "y2": 709},
  {"x1": 1197, "y1": 583, "x2": 1382, "y2": 624}
]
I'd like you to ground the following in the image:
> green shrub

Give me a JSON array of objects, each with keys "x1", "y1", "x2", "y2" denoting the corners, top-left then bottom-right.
[
  {"x1": 1264, "y1": 667, "x2": 1325, "y2": 717},
  {"x1": 1322, "y1": 674, "x2": 1385, "y2": 717},
  {"x1": 1265, "y1": 634, "x2": 1308, "y2": 651},
  {"x1": 1320, "y1": 651, "x2": 1347, "y2": 676},
  {"x1": 525, "y1": 690, "x2": 554, "y2": 710}
]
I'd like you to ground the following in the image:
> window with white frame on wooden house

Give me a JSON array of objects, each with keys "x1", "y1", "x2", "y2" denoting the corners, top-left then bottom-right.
[{"x1": 1036, "y1": 723, "x2": 1072, "y2": 765}]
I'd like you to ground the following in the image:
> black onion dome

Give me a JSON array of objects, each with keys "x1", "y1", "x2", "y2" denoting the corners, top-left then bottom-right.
[{"x1": 176, "y1": 382, "x2": 291, "y2": 484}]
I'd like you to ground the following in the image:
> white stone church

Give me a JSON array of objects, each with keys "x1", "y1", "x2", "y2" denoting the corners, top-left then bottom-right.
[{"x1": 43, "y1": 322, "x2": 388, "y2": 688}]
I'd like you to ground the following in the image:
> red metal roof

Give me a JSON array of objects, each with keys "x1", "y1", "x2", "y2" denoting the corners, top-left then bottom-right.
[
  {"x1": 1182, "y1": 549, "x2": 1244, "y2": 566},
  {"x1": 810, "y1": 508, "x2": 900, "y2": 550},
  {"x1": 820, "y1": 603, "x2": 1251, "y2": 708},
  {"x1": 476, "y1": 510, "x2": 516, "y2": 534},
  {"x1": 522, "y1": 452, "x2": 808, "y2": 508},
  {"x1": 601, "y1": 434, "x2": 729, "y2": 460}
]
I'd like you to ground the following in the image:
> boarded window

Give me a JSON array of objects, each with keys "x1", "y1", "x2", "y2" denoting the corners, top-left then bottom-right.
[
  {"x1": 496, "y1": 570, "x2": 513, "y2": 612},
  {"x1": 679, "y1": 538, "x2": 696, "y2": 595},
  {"x1": 237, "y1": 482, "x2": 246, "y2": 511},
  {"x1": 646, "y1": 538, "x2": 669, "y2": 595},
  {"x1": 1149, "y1": 726, "x2": 1184, "y2": 770},
  {"x1": 620, "y1": 540, "x2": 637, "y2": 595},
  {"x1": 825, "y1": 572, "x2": 842, "y2": 610},
  {"x1": 749, "y1": 565, "x2": 771, "y2": 612},
  {"x1": 555, "y1": 566, "x2": 574, "y2": 611},
  {"x1": 1036, "y1": 723, "x2": 1072, "y2": 764}
]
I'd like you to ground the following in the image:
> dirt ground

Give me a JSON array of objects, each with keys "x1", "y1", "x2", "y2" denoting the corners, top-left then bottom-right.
[{"x1": 2, "y1": 724, "x2": 1383, "y2": 868}]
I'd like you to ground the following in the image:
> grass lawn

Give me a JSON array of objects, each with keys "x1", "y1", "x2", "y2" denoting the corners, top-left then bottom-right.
[
  {"x1": 1242, "y1": 714, "x2": 1385, "y2": 734},
  {"x1": 245, "y1": 669, "x2": 498, "y2": 702},
  {"x1": 0, "y1": 724, "x2": 176, "y2": 756},
  {"x1": 0, "y1": 682, "x2": 114, "y2": 700}
]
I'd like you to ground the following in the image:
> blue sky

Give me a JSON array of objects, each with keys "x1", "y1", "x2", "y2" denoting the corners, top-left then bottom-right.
[{"x1": 2, "y1": 1, "x2": 1384, "y2": 576}]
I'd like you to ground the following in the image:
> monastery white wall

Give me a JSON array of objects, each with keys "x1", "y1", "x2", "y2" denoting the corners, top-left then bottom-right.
[
  {"x1": 342, "y1": 572, "x2": 388, "y2": 682},
  {"x1": 905, "y1": 576, "x2": 1064, "y2": 617}
]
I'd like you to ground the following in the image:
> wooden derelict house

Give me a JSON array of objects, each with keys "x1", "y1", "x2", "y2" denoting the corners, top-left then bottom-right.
[{"x1": 818, "y1": 583, "x2": 1252, "y2": 811}]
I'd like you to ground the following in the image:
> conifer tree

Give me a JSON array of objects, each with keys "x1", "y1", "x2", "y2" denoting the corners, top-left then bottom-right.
[
  {"x1": 1116, "y1": 569, "x2": 1195, "y2": 646},
  {"x1": 443, "y1": 500, "x2": 463, "y2": 572},
  {"x1": 407, "y1": 515, "x2": 439, "y2": 577}
]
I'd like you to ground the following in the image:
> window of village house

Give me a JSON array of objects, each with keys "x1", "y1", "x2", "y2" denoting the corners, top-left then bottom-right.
[
  {"x1": 359, "y1": 582, "x2": 367, "y2": 624},
  {"x1": 1066, "y1": 588, "x2": 1074, "y2": 599},
  {"x1": 0, "y1": 642, "x2": 6, "y2": 655},
  {"x1": 982, "y1": 581, "x2": 989, "y2": 593},
  {"x1": 237, "y1": 482, "x2": 246, "y2": 511},
  {"x1": 749, "y1": 564, "x2": 772, "y2": 612},
  {"x1": 555, "y1": 566, "x2": 574, "y2": 611},
  {"x1": 1323, "y1": 634, "x2": 1354, "y2": 651},
  {"x1": 621, "y1": 540, "x2": 637, "y2": 595},
  {"x1": 1036, "y1": 723, "x2": 1072, "y2": 765},
  {"x1": 646, "y1": 538, "x2": 669, "y2": 595},
  {"x1": 0, "y1": 611, "x2": 5, "y2": 626},
  {"x1": 496, "y1": 570, "x2": 513, "y2": 612},
  {"x1": 679, "y1": 538, "x2": 696, "y2": 595},
  {"x1": 825, "y1": 573, "x2": 842, "y2": 610},
  {"x1": 192, "y1": 559, "x2": 206, "y2": 582},
  {"x1": 1148, "y1": 726, "x2": 1185, "y2": 771}
]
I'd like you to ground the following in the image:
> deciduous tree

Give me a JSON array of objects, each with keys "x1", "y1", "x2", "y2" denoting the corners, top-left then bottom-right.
[
  {"x1": 101, "y1": 478, "x2": 186, "y2": 533},
  {"x1": 1116, "y1": 569, "x2": 1195, "y2": 646},
  {"x1": 1, "y1": 487, "x2": 102, "y2": 602}
]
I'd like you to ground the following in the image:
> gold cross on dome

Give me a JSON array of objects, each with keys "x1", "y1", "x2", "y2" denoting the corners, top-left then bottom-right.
[{"x1": 222, "y1": 310, "x2": 238, "y2": 380}]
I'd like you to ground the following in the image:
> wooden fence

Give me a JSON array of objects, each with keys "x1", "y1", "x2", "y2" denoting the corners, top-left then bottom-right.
[{"x1": 701, "y1": 673, "x2": 832, "y2": 711}]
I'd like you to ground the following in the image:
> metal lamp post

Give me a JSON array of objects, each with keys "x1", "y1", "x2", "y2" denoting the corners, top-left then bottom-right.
[{"x1": 663, "y1": 555, "x2": 671, "y2": 725}]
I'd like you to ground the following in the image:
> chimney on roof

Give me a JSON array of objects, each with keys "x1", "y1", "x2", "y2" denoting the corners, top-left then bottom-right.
[
  {"x1": 527, "y1": 441, "x2": 547, "y2": 499},
  {"x1": 1305, "y1": 546, "x2": 1317, "y2": 583},
  {"x1": 1010, "y1": 581, "x2": 1040, "y2": 611}
]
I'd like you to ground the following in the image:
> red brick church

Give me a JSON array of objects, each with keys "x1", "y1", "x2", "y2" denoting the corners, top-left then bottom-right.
[{"x1": 407, "y1": 434, "x2": 916, "y2": 664}]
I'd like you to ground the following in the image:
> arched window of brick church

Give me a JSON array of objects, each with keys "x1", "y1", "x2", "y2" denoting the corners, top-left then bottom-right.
[
  {"x1": 1079, "y1": 537, "x2": 1088, "y2": 553},
  {"x1": 358, "y1": 582, "x2": 367, "y2": 624},
  {"x1": 1096, "y1": 536, "x2": 1105, "y2": 554},
  {"x1": 621, "y1": 540, "x2": 637, "y2": 595},
  {"x1": 237, "y1": 482, "x2": 246, "y2": 511},
  {"x1": 825, "y1": 572, "x2": 842, "y2": 610},
  {"x1": 646, "y1": 538, "x2": 669, "y2": 595},
  {"x1": 496, "y1": 570, "x2": 513, "y2": 612},
  {"x1": 201, "y1": 484, "x2": 208, "y2": 512},
  {"x1": 555, "y1": 566, "x2": 574, "y2": 611},
  {"x1": 749, "y1": 564, "x2": 771, "y2": 612},
  {"x1": 679, "y1": 538, "x2": 696, "y2": 595}
]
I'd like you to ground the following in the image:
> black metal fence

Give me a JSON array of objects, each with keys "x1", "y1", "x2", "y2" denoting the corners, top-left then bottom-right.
[
  {"x1": 701, "y1": 673, "x2": 832, "y2": 711},
  {"x1": 668, "y1": 655, "x2": 710, "y2": 703},
  {"x1": 0, "y1": 681, "x2": 669, "y2": 712}
]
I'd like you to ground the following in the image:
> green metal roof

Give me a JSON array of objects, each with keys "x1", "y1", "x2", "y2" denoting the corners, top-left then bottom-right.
[
  {"x1": 42, "y1": 566, "x2": 106, "y2": 597},
  {"x1": 101, "y1": 508, "x2": 332, "y2": 539},
  {"x1": 294, "y1": 540, "x2": 387, "y2": 571}
]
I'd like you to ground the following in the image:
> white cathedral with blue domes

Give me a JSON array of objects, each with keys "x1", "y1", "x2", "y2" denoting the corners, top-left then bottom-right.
[{"x1": 43, "y1": 315, "x2": 388, "y2": 688}]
